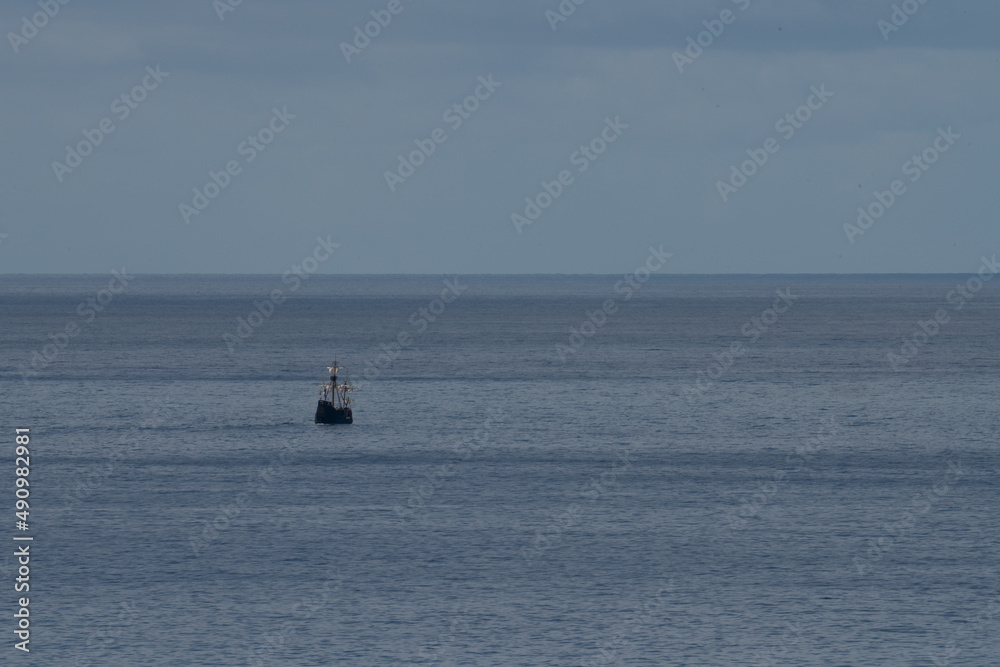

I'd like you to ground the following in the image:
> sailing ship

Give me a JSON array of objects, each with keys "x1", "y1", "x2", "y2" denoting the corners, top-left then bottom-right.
[{"x1": 315, "y1": 358, "x2": 357, "y2": 424}]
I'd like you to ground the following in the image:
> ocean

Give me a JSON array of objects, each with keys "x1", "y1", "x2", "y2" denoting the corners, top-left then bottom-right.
[{"x1": 1, "y1": 274, "x2": 998, "y2": 665}]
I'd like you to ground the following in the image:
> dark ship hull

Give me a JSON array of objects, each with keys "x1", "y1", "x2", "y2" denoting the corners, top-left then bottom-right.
[{"x1": 315, "y1": 400, "x2": 353, "y2": 424}]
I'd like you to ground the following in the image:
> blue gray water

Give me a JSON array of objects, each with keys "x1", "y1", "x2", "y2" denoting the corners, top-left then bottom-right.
[{"x1": 1, "y1": 274, "x2": 998, "y2": 666}]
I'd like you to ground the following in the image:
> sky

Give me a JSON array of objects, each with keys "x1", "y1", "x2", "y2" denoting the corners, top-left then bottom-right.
[{"x1": 1, "y1": 0, "x2": 998, "y2": 274}]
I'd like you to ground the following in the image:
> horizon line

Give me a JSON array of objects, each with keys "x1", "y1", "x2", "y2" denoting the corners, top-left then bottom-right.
[{"x1": 0, "y1": 272, "x2": 995, "y2": 277}]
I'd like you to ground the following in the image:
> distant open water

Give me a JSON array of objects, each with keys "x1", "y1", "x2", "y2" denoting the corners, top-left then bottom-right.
[{"x1": 0, "y1": 275, "x2": 998, "y2": 666}]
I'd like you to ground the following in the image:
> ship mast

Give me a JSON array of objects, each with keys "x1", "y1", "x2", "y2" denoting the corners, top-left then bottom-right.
[
  {"x1": 327, "y1": 358, "x2": 345, "y2": 408},
  {"x1": 340, "y1": 369, "x2": 354, "y2": 409}
]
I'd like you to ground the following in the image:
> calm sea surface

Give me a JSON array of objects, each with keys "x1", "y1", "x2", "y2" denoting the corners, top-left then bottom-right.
[{"x1": 0, "y1": 275, "x2": 998, "y2": 666}]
